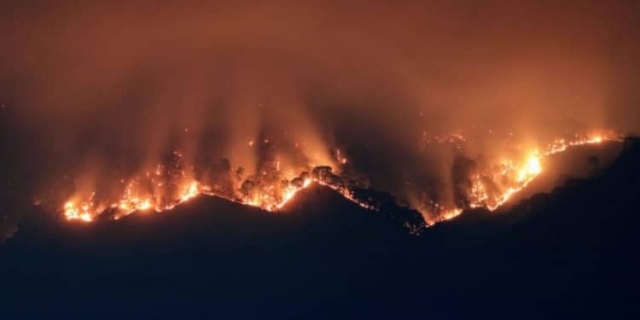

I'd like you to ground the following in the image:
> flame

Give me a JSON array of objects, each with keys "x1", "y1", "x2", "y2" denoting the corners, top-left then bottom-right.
[
  {"x1": 180, "y1": 181, "x2": 200, "y2": 202},
  {"x1": 544, "y1": 131, "x2": 614, "y2": 156},
  {"x1": 439, "y1": 208, "x2": 464, "y2": 223},
  {"x1": 63, "y1": 201, "x2": 94, "y2": 222},
  {"x1": 517, "y1": 154, "x2": 542, "y2": 182},
  {"x1": 59, "y1": 130, "x2": 620, "y2": 229},
  {"x1": 275, "y1": 178, "x2": 312, "y2": 210},
  {"x1": 62, "y1": 168, "x2": 320, "y2": 222},
  {"x1": 463, "y1": 130, "x2": 619, "y2": 212}
]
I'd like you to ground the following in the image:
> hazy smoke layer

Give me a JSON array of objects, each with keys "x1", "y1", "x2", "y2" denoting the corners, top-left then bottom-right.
[{"x1": 0, "y1": 1, "x2": 639, "y2": 231}]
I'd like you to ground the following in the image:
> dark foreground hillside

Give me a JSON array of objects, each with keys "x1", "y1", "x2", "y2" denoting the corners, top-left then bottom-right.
[{"x1": 1, "y1": 138, "x2": 639, "y2": 319}]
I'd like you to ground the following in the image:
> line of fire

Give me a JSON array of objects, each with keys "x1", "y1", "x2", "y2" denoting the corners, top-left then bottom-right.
[{"x1": 40, "y1": 128, "x2": 620, "y2": 232}]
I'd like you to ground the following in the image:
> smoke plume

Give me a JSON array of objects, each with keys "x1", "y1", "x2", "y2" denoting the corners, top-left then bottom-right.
[{"x1": 0, "y1": 1, "x2": 638, "y2": 231}]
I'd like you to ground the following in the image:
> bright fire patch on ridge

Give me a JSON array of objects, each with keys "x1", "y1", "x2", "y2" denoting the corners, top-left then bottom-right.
[
  {"x1": 59, "y1": 131, "x2": 619, "y2": 227},
  {"x1": 61, "y1": 174, "x2": 357, "y2": 223},
  {"x1": 422, "y1": 130, "x2": 619, "y2": 225}
]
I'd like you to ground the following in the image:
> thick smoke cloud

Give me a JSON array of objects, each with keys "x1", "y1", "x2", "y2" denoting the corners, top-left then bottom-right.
[{"x1": 0, "y1": 0, "x2": 639, "y2": 226}]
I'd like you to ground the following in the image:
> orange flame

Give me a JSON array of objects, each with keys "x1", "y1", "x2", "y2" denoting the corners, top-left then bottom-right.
[{"x1": 60, "y1": 130, "x2": 620, "y2": 228}]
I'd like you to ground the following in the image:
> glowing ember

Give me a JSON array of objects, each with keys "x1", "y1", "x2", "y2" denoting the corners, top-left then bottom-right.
[{"x1": 439, "y1": 208, "x2": 463, "y2": 223}]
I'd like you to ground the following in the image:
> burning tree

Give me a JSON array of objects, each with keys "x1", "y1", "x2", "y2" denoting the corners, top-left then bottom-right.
[{"x1": 451, "y1": 155, "x2": 478, "y2": 209}]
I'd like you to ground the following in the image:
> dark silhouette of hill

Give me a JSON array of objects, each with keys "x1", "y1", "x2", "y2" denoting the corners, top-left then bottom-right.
[{"x1": 1, "y1": 138, "x2": 639, "y2": 319}]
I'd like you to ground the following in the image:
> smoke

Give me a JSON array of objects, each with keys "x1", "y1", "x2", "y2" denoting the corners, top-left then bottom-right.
[{"x1": 0, "y1": 0, "x2": 639, "y2": 226}]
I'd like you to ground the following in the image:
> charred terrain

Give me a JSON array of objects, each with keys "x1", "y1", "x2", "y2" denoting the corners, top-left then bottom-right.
[{"x1": 1, "y1": 138, "x2": 639, "y2": 318}]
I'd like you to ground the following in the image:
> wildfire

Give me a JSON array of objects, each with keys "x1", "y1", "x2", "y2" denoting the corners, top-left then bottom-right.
[
  {"x1": 518, "y1": 154, "x2": 542, "y2": 182},
  {"x1": 61, "y1": 173, "x2": 351, "y2": 222},
  {"x1": 58, "y1": 130, "x2": 620, "y2": 229},
  {"x1": 63, "y1": 201, "x2": 94, "y2": 222},
  {"x1": 180, "y1": 181, "x2": 200, "y2": 202},
  {"x1": 544, "y1": 131, "x2": 614, "y2": 156},
  {"x1": 463, "y1": 130, "x2": 619, "y2": 212},
  {"x1": 275, "y1": 178, "x2": 312, "y2": 210},
  {"x1": 478, "y1": 153, "x2": 544, "y2": 211},
  {"x1": 439, "y1": 208, "x2": 464, "y2": 223}
]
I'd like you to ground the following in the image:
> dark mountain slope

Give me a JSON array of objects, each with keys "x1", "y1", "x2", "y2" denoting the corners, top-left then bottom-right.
[{"x1": 1, "y1": 138, "x2": 639, "y2": 319}]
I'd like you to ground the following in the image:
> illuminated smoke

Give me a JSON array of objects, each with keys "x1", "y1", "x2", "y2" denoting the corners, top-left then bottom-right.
[
  {"x1": 0, "y1": 1, "x2": 638, "y2": 233},
  {"x1": 56, "y1": 130, "x2": 619, "y2": 227}
]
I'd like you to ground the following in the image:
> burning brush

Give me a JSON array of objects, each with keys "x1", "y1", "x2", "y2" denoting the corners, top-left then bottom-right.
[{"x1": 53, "y1": 130, "x2": 620, "y2": 229}]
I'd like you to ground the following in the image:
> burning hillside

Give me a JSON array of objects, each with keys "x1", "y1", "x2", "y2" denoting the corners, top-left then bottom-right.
[
  {"x1": 1, "y1": 1, "x2": 638, "y2": 238},
  {"x1": 48, "y1": 129, "x2": 620, "y2": 230}
]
